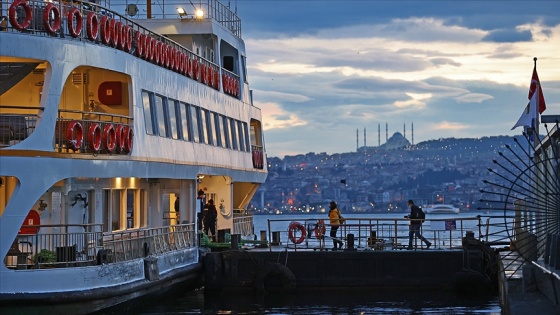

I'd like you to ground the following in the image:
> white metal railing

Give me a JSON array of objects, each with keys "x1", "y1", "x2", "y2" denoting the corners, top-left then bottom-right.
[
  {"x1": 232, "y1": 211, "x2": 253, "y2": 237},
  {"x1": 266, "y1": 216, "x2": 488, "y2": 251},
  {"x1": 3, "y1": 223, "x2": 195, "y2": 270}
]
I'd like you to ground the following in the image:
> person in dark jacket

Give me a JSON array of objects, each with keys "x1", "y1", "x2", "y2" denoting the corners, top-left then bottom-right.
[
  {"x1": 203, "y1": 199, "x2": 218, "y2": 241},
  {"x1": 406, "y1": 199, "x2": 431, "y2": 250}
]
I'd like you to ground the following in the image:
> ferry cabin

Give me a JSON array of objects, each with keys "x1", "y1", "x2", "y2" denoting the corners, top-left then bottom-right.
[{"x1": 0, "y1": 0, "x2": 266, "y2": 305}]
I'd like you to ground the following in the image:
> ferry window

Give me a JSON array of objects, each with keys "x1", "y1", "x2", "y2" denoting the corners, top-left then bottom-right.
[
  {"x1": 211, "y1": 112, "x2": 219, "y2": 146},
  {"x1": 104, "y1": 189, "x2": 123, "y2": 231},
  {"x1": 241, "y1": 56, "x2": 247, "y2": 83},
  {"x1": 250, "y1": 122, "x2": 260, "y2": 147},
  {"x1": 237, "y1": 121, "x2": 245, "y2": 151},
  {"x1": 142, "y1": 91, "x2": 155, "y2": 135},
  {"x1": 179, "y1": 102, "x2": 191, "y2": 141},
  {"x1": 217, "y1": 115, "x2": 227, "y2": 148},
  {"x1": 168, "y1": 100, "x2": 179, "y2": 140},
  {"x1": 242, "y1": 122, "x2": 250, "y2": 152},
  {"x1": 222, "y1": 116, "x2": 231, "y2": 149},
  {"x1": 126, "y1": 190, "x2": 135, "y2": 229},
  {"x1": 154, "y1": 95, "x2": 168, "y2": 137},
  {"x1": 229, "y1": 118, "x2": 238, "y2": 150},
  {"x1": 190, "y1": 105, "x2": 200, "y2": 143},
  {"x1": 201, "y1": 109, "x2": 210, "y2": 145},
  {"x1": 139, "y1": 189, "x2": 147, "y2": 228}
]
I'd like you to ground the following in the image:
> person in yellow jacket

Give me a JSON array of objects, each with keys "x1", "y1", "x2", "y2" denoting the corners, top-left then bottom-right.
[{"x1": 328, "y1": 201, "x2": 344, "y2": 250}]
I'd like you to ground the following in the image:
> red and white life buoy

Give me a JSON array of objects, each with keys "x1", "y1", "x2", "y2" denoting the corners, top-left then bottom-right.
[
  {"x1": 123, "y1": 126, "x2": 133, "y2": 154},
  {"x1": 9, "y1": 0, "x2": 32, "y2": 31},
  {"x1": 135, "y1": 32, "x2": 145, "y2": 58},
  {"x1": 66, "y1": 120, "x2": 83, "y2": 151},
  {"x1": 314, "y1": 220, "x2": 327, "y2": 240},
  {"x1": 86, "y1": 12, "x2": 98, "y2": 41},
  {"x1": 109, "y1": 19, "x2": 119, "y2": 47},
  {"x1": 152, "y1": 40, "x2": 160, "y2": 64},
  {"x1": 213, "y1": 71, "x2": 220, "y2": 89},
  {"x1": 123, "y1": 25, "x2": 133, "y2": 52},
  {"x1": 102, "y1": 123, "x2": 116, "y2": 153},
  {"x1": 186, "y1": 56, "x2": 193, "y2": 78},
  {"x1": 192, "y1": 59, "x2": 199, "y2": 81},
  {"x1": 115, "y1": 124, "x2": 126, "y2": 153},
  {"x1": 145, "y1": 36, "x2": 154, "y2": 61},
  {"x1": 87, "y1": 123, "x2": 102, "y2": 153},
  {"x1": 43, "y1": 3, "x2": 61, "y2": 35},
  {"x1": 100, "y1": 16, "x2": 111, "y2": 45},
  {"x1": 288, "y1": 222, "x2": 306, "y2": 244},
  {"x1": 67, "y1": 7, "x2": 82, "y2": 38},
  {"x1": 114, "y1": 21, "x2": 123, "y2": 49}
]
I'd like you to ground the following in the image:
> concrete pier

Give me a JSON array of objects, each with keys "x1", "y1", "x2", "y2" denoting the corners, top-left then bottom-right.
[{"x1": 205, "y1": 248, "x2": 494, "y2": 294}]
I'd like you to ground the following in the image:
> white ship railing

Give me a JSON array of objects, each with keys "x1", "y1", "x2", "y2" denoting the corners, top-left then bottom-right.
[
  {"x1": 232, "y1": 209, "x2": 253, "y2": 237},
  {"x1": 3, "y1": 223, "x2": 196, "y2": 270}
]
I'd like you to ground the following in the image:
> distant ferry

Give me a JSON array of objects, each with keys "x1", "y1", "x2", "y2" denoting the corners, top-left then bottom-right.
[{"x1": 424, "y1": 204, "x2": 460, "y2": 214}]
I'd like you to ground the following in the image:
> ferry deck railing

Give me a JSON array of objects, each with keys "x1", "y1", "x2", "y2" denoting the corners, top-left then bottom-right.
[
  {"x1": 3, "y1": 223, "x2": 196, "y2": 270},
  {"x1": 232, "y1": 209, "x2": 254, "y2": 237},
  {"x1": 0, "y1": 106, "x2": 41, "y2": 146},
  {"x1": 266, "y1": 216, "x2": 517, "y2": 252}
]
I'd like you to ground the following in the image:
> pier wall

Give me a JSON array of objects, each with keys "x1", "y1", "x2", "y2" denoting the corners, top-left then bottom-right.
[{"x1": 205, "y1": 249, "x2": 490, "y2": 292}]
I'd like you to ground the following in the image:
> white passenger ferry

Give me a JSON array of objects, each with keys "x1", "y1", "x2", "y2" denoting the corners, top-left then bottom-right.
[
  {"x1": 0, "y1": 0, "x2": 266, "y2": 312},
  {"x1": 424, "y1": 204, "x2": 460, "y2": 214}
]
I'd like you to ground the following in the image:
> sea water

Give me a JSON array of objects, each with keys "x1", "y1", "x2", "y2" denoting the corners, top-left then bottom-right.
[{"x1": 103, "y1": 212, "x2": 502, "y2": 315}]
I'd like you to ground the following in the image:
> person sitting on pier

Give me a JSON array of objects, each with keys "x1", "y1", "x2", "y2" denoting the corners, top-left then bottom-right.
[
  {"x1": 328, "y1": 201, "x2": 344, "y2": 250},
  {"x1": 406, "y1": 200, "x2": 431, "y2": 250}
]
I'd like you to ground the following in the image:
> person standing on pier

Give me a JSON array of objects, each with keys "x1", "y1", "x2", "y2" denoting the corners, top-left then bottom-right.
[
  {"x1": 328, "y1": 201, "x2": 344, "y2": 250},
  {"x1": 406, "y1": 200, "x2": 431, "y2": 250},
  {"x1": 203, "y1": 199, "x2": 218, "y2": 242}
]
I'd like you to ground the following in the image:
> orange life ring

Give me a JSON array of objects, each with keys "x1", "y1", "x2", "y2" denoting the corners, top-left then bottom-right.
[
  {"x1": 43, "y1": 3, "x2": 61, "y2": 35},
  {"x1": 135, "y1": 32, "x2": 144, "y2": 57},
  {"x1": 288, "y1": 222, "x2": 306, "y2": 244},
  {"x1": 153, "y1": 40, "x2": 161, "y2": 65},
  {"x1": 87, "y1": 123, "x2": 102, "y2": 153},
  {"x1": 9, "y1": 0, "x2": 32, "y2": 31},
  {"x1": 115, "y1": 124, "x2": 126, "y2": 153},
  {"x1": 314, "y1": 220, "x2": 327, "y2": 239},
  {"x1": 114, "y1": 21, "x2": 124, "y2": 49},
  {"x1": 66, "y1": 120, "x2": 83, "y2": 151},
  {"x1": 123, "y1": 126, "x2": 133, "y2": 154},
  {"x1": 86, "y1": 12, "x2": 98, "y2": 41},
  {"x1": 102, "y1": 124, "x2": 116, "y2": 153},
  {"x1": 67, "y1": 7, "x2": 82, "y2": 38},
  {"x1": 100, "y1": 16, "x2": 111, "y2": 45}
]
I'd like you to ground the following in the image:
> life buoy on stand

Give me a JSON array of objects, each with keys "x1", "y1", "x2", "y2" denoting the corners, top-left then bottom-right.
[
  {"x1": 87, "y1": 123, "x2": 102, "y2": 153},
  {"x1": 67, "y1": 7, "x2": 82, "y2": 38},
  {"x1": 66, "y1": 120, "x2": 83, "y2": 151},
  {"x1": 9, "y1": 0, "x2": 32, "y2": 31},
  {"x1": 43, "y1": 3, "x2": 61, "y2": 35},
  {"x1": 314, "y1": 219, "x2": 326, "y2": 240},
  {"x1": 102, "y1": 123, "x2": 116, "y2": 153},
  {"x1": 288, "y1": 221, "x2": 306, "y2": 244}
]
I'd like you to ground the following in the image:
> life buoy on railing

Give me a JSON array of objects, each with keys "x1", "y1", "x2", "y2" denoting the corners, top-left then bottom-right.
[
  {"x1": 144, "y1": 36, "x2": 152, "y2": 61},
  {"x1": 153, "y1": 40, "x2": 160, "y2": 65},
  {"x1": 115, "y1": 124, "x2": 126, "y2": 153},
  {"x1": 102, "y1": 123, "x2": 116, "y2": 153},
  {"x1": 123, "y1": 25, "x2": 133, "y2": 52},
  {"x1": 109, "y1": 19, "x2": 119, "y2": 47},
  {"x1": 114, "y1": 21, "x2": 124, "y2": 49},
  {"x1": 186, "y1": 56, "x2": 193, "y2": 78},
  {"x1": 43, "y1": 3, "x2": 61, "y2": 35},
  {"x1": 100, "y1": 16, "x2": 111, "y2": 45},
  {"x1": 87, "y1": 123, "x2": 102, "y2": 153},
  {"x1": 86, "y1": 12, "x2": 98, "y2": 41},
  {"x1": 66, "y1": 120, "x2": 83, "y2": 151},
  {"x1": 288, "y1": 221, "x2": 306, "y2": 244},
  {"x1": 134, "y1": 31, "x2": 143, "y2": 57},
  {"x1": 123, "y1": 125, "x2": 133, "y2": 154},
  {"x1": 214, "y1": 71, "x2": 220, "y2": 89},
  {"x1": 67, "y1": 7, "x2": 82, "y2": 38},
  {"x1": 193, "y1": 59, "x2": 199, "y2": 81},
  {"x1": 207, "y1": 67, "x2": 212, "y2": 86},
  {"x1": 9, "y1": 0, "x2": 32, "y2": 31},
  {"x1": 314, "y1": 220, "x2": 326, "y2": 239}
]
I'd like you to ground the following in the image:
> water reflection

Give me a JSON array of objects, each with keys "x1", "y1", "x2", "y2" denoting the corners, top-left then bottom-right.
[{"x1": 101, "y1": 287, "x2": 500, "y2": 315}]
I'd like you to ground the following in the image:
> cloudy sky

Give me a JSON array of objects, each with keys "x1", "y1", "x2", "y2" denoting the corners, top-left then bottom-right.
[{"x1": 231, "y1": 0, "x2": 560, "y2": 158}]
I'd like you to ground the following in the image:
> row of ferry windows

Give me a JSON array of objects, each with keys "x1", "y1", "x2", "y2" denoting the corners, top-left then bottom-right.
[{"x1": 142, "y1": 91, "x2": 250, "y2": 151}]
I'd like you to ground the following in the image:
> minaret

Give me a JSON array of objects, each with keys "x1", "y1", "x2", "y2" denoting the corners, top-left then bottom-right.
[
  {"x1": 412, "y1": 122, "x2": 414, "y2": 145},
  {"x1": 378, "y1": 123, "x2": 381, "y2": 146},
  {"x1": 385, "y1": 122, "x2": 388, "y2": 142},
  {"x1": 364, "y1": 128, "x2": 366, "y2": 147},
  {"x1": 356, "y1": 128, "x2": 359, "y2": 151}
]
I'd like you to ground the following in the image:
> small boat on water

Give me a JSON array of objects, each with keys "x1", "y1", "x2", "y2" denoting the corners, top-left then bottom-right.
[
  {"x1": 424, "y1": 204, "x2": 460, "y2": 214},
  {"x1": 0, "y1": 0, "x2": 266, "y2": 313}
]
